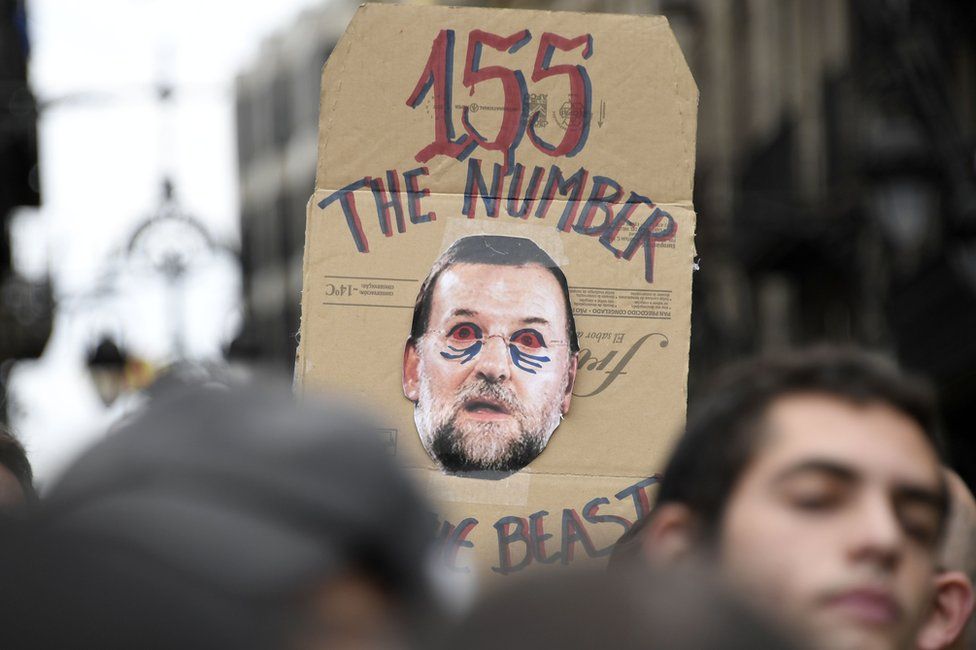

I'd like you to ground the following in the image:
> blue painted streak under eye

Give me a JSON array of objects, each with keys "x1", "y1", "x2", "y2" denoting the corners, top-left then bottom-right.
[
  {"x1": 510, "y1": 346, "x2": 550, "y2": 374},
  {"x1": 441, "y1": 342, "x2": 483, "y2": 364}
]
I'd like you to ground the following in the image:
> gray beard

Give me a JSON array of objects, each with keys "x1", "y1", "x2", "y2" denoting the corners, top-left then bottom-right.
[
  {"x1": 414, "y1": 376, "x2": 563, "y2": 475},
  {"x1": 429, "y1": 421, "x2": 544, "y2": 475}
]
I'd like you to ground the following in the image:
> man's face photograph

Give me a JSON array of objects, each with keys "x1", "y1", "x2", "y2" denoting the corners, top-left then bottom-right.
[
  {"x1": 717, "y1": 394, "x2": 945, "y2": 650},
  {"x1": 403, "y1": 241, "x2": 578, "y2": 476}
]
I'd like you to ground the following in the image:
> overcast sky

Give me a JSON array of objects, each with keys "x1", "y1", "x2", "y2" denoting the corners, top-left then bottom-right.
[{"x1": 10, "y1": 0, "x2": 329, "y2": 486}]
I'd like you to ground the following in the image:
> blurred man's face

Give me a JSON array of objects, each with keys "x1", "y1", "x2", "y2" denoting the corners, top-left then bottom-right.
[
  {"x1": 719, "y1": 394, "x2": 944, "y2": 650},
  {"x1": 403, "y1": 263, "x2": 577, "y2": 473}
]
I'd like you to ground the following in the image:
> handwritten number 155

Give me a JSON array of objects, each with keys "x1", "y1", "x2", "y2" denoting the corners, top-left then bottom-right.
[{"x1": 406, "y1": 29, "x2": 593, "y2": 171}]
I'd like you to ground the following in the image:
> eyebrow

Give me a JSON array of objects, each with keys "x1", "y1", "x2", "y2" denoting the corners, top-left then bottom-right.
[
  {"x1": 771, "y1": 459, "x2": 947, "y2": 513},
  {"x1": 446, "y1": 310, "x2": 552, "y2": 327},
  {"x1": 771, "y1": 459, "x2": 857, "y2": 486}
]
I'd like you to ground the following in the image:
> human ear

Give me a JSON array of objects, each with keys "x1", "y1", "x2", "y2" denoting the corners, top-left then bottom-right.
[
  {"x1": 916, "y1": 571, "x2": 975, "y2": 650},
  {"x1": 640, "y1": 503, "x2": 700, "y2": 566},
  {"x1": 560, "y1": 352, "x2": 579, "y2": 415},
  {"x1": 402, "y1": 340, "x2": 421, "y2": 403}
]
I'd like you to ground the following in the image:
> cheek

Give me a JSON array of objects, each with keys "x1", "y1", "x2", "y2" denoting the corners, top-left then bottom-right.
[
  {"x1": 511, "y1": 356, "x2": 569, "y2": 396},
  {"x1": 419, "y1": 349, "x2": 470, "y2": 392},
  {"x1": 896, "y1": 550, "x2": 936, "y2": 611},
  {"x1": 720, "y1": 496, "x2": 827, "y2": 599}
]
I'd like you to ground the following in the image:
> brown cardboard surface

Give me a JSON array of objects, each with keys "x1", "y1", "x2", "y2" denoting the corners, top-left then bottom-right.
[{"x1": 298, "y1": 4, "x2": 697, "y2": 575}]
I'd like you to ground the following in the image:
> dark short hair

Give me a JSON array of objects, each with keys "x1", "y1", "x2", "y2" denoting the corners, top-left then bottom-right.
[
  {"x1": 654, "y1": 346, "x2": 945, "y2": 539},
  {"x1": 0, "y1": 427, "x2": 36, "y2": 503},
  {"x1": 409, "y1": 235, "x2": 579, "y2": 353}
]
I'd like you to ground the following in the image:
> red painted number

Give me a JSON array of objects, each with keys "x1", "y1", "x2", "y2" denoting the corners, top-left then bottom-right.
[{"x1": 407, "y1": 29, "x2": 593, "y2": 167}]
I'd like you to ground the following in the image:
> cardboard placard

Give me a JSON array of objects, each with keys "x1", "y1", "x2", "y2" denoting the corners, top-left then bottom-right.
[{"x1": 297, "y1": 4, "x2": 697, "y2": 576}]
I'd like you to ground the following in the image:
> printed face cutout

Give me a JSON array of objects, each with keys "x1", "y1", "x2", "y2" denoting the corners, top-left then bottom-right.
[{"x1": 404, "y1": 259, "x2": 577, "y2": 476}]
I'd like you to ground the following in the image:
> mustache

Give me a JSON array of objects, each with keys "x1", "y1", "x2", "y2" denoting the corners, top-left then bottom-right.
[{"x1": 452, "y1": 380, "x2": 525, "y2": 417}]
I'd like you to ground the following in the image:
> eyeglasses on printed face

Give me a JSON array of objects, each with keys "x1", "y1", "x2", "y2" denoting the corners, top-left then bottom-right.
[{"x1": 427, "y1": 322, "x2": 568, "y2": 374}]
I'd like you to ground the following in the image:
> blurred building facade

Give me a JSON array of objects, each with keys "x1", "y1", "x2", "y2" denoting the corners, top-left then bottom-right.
[
  {"x1": 0, "y1": 0, "x2": 53, "y2": 420},
  {"x1": 234, "y1": 2, "x2": 357, "y2": 366},
  {"x1": 234, "y1": 0, "x2": 976, "y2": 476},
  {"x1": 657, "y1": 0, "x2": 976, "y2": 478}
]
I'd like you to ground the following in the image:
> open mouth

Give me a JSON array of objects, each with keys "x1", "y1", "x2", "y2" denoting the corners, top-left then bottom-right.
[{"x1": 463, "y1": 399, "x2": 511, "y2": 417}]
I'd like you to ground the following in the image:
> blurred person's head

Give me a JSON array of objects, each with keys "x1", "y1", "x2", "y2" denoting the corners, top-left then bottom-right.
[
  {"x1": 39, "y1": 381, "x2": 439, "y2": 650},
  {"x1": 635, "y1": 347, "x2": 947, "y2": 650},
  {"x1": 0, "y1": 520, "x2": 268, "y2": 650},
  {"x1": 403, "y1": 234, "x2": 579, "y2": 475},
  {"x1": 0, "y1": 426, "x2": 35, "y2": 507},
  {"x1": 433, "y1": 565, "x2": 799, "y2": 650},
  {"x1": 917, "y1": 470, "x2": 976, "y2": 650}
]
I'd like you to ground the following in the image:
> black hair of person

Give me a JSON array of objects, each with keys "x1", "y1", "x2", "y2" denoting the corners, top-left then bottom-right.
[{"x1": 612, "y1": 346, "x2": 945, "y2": 558}]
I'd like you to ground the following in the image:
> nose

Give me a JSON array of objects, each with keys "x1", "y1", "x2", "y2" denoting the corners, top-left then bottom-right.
[
  {"x1": 848, "y1": 492, "x2": 903, "y2": 572},
  {"x1": 474, "y1": 335, "x2": 511, "y2": 383}
]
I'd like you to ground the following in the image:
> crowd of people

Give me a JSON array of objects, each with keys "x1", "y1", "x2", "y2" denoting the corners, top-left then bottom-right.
[{"x1": 0, "y1": 346, "x2": 972, "y2": 649}]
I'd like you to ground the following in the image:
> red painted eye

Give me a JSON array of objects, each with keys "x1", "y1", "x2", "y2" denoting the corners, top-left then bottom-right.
[
  {"x1": 448, "y1": 323, "x2": 481, "y2": 342},
  {"x1": 512, "y1": 329, "x2": 545, "y2": 349}
]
